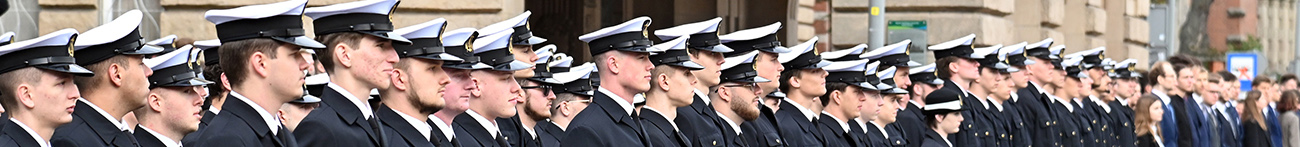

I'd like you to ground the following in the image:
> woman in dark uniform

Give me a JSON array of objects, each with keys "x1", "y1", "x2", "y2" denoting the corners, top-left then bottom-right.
[
  {"x1": 920, "y1": 90, "x2": 966, "y2": 147},
  {"x1": 1133, "y1": 95, "x2": 1164, "y2": 147}
]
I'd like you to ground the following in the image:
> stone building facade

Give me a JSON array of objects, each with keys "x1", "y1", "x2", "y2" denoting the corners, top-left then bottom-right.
[{"x1": 1257, "y1": 0, "x2": 1297, "y2": 75}]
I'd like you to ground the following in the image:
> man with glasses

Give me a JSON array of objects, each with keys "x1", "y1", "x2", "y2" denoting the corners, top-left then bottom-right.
[
  {"x1": 538, "y1": 62, "x2": 596, "y2": 147},
  {"x1": 502, "y1": 44, "x2": 561, "y2": 147},
  {"x1": 54, "y1": 9, "x2": 165, "y2": 147},
  {"x1": 712, "y1": 51, "x2": 770, "y2": 147}
]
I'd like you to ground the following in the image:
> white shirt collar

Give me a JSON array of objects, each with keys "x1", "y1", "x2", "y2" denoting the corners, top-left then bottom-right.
[
  {"x1": 1152, "y1": 89, "x2": 1172, "y2": 105},
  {"x1": 987, "y1": 97, "x2": 1004, "y2": 111},
  {"x1": 428, "y1": 114, "x2": 455, "y2": 139},
  {"x1": 1049, "y1": 95, "x2": 1074, "y2": 112},
  {"x1": 1089, "y1": 95, "x2": 1110, "y2": 113},
  {"x1": 597, "y1": 88, "x2": 636, "y2": 116},
  {"x1": 642, "y1": 107, "x2": 681, "y2": 132},
  {"x1": 1151, "y1": 124, "x2": 1166, "y2": 147},
  {"x1": 395, "y1": 111, "x2": 433, "y2": 140},
  {"x1": 326, "y1": 83, "x2": 374, "y2": 119},
  {"x1": 783, "y1": 98, "x2": 819, "y2": 122},
  {"x1": 76, "y1": 98, "x2": 127, "y2": 131},
  {"x1": 465, "y1": 110, "x2": 501, "y2": 138},
  {"x1": 550, "y1": 121, "x2": 566, "y2": 131},
  {"x1": 208, "y1": 106, "x2": 220, "y2": 115},
  {"x1": 820, "y1": 112, "x2": 851, "y2": 133},
  {"x1": 854, "y1": 118, "x2": 870, "y2": 134},
  {"x1": 977, "y1": 95, "x2": 991, "y2": 109},
  {"x1": 1116, "y1": 96, "x2": 1129, "y2": 106},
  {"x1": 869, "y1": 121, "x2": 889, "y2": 137},
  {"x1": 139, "y1": 125, "x2": 182, "y2": 147},
  {"x1": 10, "y1": 118, "x2": 49, "y2": 147},
  {"x1": 1010, "y1": 93, "x2": 1020, "y2": 102},
  {"x1": 1030, "y1": 81, "x2": 1047, "y2": 94},
  {"x1": 716, "y1": 111, "x2": 743, "y2": 135},
  {"x1": 1192, "y1": 94, "x2": 1205, "y2": 105},
  {"x1": 228, "y1": 91, "x2": 283, "y2": 135},
  {"x1": 694, "y1": 89, "x2": 711, "y2": 105}
]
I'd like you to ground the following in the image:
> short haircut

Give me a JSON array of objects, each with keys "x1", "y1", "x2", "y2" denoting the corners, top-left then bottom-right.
[
  {"x1": 935, "y1": 56, "x2": 961, "y2": 80},
  {"x1": 1253, "y1": 77, "x2": 1273, "y2": 87},
  {"x1": 820, "y1": 82, "x2": 851, "y2": 106},
  {"x1": 1147, "y1": 62, "x2": 1171, "y2": 85},
  {"x1": 73, "y1": 56, "x2": 130, "y2": 92},
  {"x1": 650, "y1": 65, "x2": 684, "y2": 90},
  {"x1": 1167, "y1": 54, "x2": 1201, "y2": 67},
  {"x1": 1280, "y1": 74, "x2": 1298, "y2": 87},
  {"x1": 1171, "y1": 64, "x2": 1194, "y2": 74},
  {"x1": 778, "y1": 68, "x2": 805, "y2": 93},
  {"x1": 219, "y1": 38, "x2": 283, "y2": 86},
  {"x1": 1208, "y1": 72, "x2": 1223, "y2": 84},
  {"x1": 0, "y1": 68, "x2": 43, "y2": 111},
  {"x1": 1219, "y1": 71, "x2": 1238, "y2": 82},
  {"x1": 315, "y1": 32, "x2": 366, "y2": 73}
]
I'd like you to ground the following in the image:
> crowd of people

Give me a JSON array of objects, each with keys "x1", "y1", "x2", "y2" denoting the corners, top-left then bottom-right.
[{"x1": 0, "y1": 0, "x2": 1297, "y2": 147}]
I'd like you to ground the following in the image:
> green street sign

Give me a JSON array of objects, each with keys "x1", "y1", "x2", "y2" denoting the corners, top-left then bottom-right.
[{"x1": 888, "y1": 20, "x2": 927, "y2": 30}]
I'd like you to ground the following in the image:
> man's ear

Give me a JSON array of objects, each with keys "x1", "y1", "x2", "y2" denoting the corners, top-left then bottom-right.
[
  {"x1": 606, "y1": 55, "x2": 619, "y2": 75},
  {"x1": 109, "y1": 63, "x2": 125, "y2": 87},
  {"x1": 219, "y1": 73, "x2": 232, "y2": 90},
  {"x1": 789, "y1": 74, "x2": 802, "y2": 89},
  {"x1": 334, "y1": 42, "x2": 354, "y2": 68},
  {"x1": 390, "y1": 69, "x2": 409, "y2": 91},
  {"x1": 558, "y1": 102, "x2": 572, "y2": 116},
  {"x1": 250, "y1": 52, "x2": 271, "y2": 78},
  {"x1": 657, "y1": 74, "x2": 671, "y2": 92},
  {"x1": 16, "y1": 84, "x2": 35, "y2": 109},
  {"x1": 829, "y1": 90, "x2": 843, "y2": 105},
  {"x1": 469, "y1": 77, "x2": 483, "y2": 97},
  {"x1": 716, "y1": 87, "x2": 732, "y2": 103},
  {"x1": 148, "y1": 92, "x2": 165, "y2": 112}
]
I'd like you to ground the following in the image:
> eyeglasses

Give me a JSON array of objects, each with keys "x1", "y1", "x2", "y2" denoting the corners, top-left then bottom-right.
[
  {"x1": 722, "y1": 82, "x2": 760, "y2": 90},
  {"x1": 521, "y1": 85, "x2": 553, "y2": 96}
]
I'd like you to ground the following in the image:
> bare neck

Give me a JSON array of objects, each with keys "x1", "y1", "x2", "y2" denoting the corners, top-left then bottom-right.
[
  {"x1": 786, "y1": 92, "x2": 818, "y2": 112},
  {"x1": 329, "y1": 74, "x2": 375, "y2": 107},
  {"x1": 432, "y1": 109, "x2": 462, "y2": 126},
  {"x1": 600, "y1": 79, "x2": 639, "y2": 103},
  {"x1": 139, "y1": 120, "x2": 185, "y2": 144},
  {"x1": 969, "y1": 84, "x2": 991, "y2": 101},
  {"x1": 232, "y1": 82, "x2": 292, "y2": 117},
  {"x1": 644, "y1": 92, "x2": 679, "y2": 119},
  {"x1": 81, "y1": 89, "x2": 130, "y2": 120},
  {"x1": 381, "y1": 92, "x2": 431, "y2": 121}
]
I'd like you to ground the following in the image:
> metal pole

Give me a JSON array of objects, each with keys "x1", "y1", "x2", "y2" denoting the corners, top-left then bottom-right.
[{"x1": 869, "y1": 0, "x2": 885, "y2": 48}]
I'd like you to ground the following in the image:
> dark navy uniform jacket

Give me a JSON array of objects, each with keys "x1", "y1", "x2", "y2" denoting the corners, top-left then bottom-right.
[
  {"x1": 294, "y1": 86, "x2": 386, "y2": 147},
  {"x1": 774, "y1": 99, "x2": 824, "y2": 147},
  {"x1": 896, "y1": 102, "x2": 926, "y2": 147},
  {"x1": 675, "y1": 92, "x2": 727, "y2": 147},
  {"x1": 376, "y1": 105, "x2": 437, "y2": 147},
  {"x1": 1013, "y1": 83, "x2": 1058, "y2": 147},
  {"x1": 741, "y1": 104, "x2": 785, "y2": 147},
  {"x1": 51, "y1": 100, "x2": 139, "y2": 147},
  {"x1": 640, "y1": 107, "x2": 690, "y2": 147},
  {"x1": 0, "y1": 119, "x2": 41, "y2": 147},
  {"x1": 560, "y1": 90, "x2": 645, "y2": 147},
  {"x1": 535, "y1": 121, "x2": 565, "y2": 147},
  {"x1": 187, "y1": 94, "x2": 297, "y2": 147},
  {"x1": 452, "y1": 111, "x2": 509, "y2": 147},
  {"x1": 815, "y1": 113, "x2": 855, "y2": 147}
]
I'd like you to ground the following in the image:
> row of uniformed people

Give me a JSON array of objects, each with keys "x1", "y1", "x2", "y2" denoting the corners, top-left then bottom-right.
[{"x1": 0, "y1": 0, "x2": 1171, "y2": 147}]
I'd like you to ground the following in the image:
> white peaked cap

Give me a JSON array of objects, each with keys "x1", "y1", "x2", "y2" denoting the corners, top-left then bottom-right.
[
  {"x1": 394, "y1": 18, "x2": 449, "y2": 39},
  {"x1": 145, "y1": 45, "x2": 194, "y2": 70},
  {"x1": 927, "y1": 34, "x2": 976, "y2": 50},
  {"x1": 204, "y1": 0, "x2": 308, "y2": 24},
  {"x1": 720, "y1": 51, "x2": 760, "y2": 70},
  {"x1": 75, "y1": 10, "x2": 145, "y2": 50},
  {"x1": 861, "y1": 39, "x2": 911, "y2": 59},
  {"x1": 148, "y1": 35, "x2": 178, "y2": 46},
  {"x1": 442, "y1": 28, "x2": 478, "y2": 47},
  {"x1": 473, "y1": 29, "x2": 514, "y2": 53},
  {"x1": 719, "y1": 22, "x2": 781, "y2": 43},
  {"x1": 654, "y1": 17, "x2": 722, "y2": 40},
  {"x1": 909, "y1": 63, "x2": 937, "y2": 75},
  {"x1": 579, "y1": 16, "x2": 651, "y2": 43},
  {"x1": 778, "y1": 36, "x2": 819, "y2": 63},
  {"x1": 822, "y1": 44, "x2": 867, "y2": 60},
  {"x1": 303, "y1": 0, "x2": 399, "y2": 19},
  {"x1": 0, "y1": 29, "x2": 79, "y2": 56}
]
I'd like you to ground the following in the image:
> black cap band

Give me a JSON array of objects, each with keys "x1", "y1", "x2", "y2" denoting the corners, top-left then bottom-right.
[
  {"x1": 587, "y1": 32, "x2": 652, "y2": 56},
  {"x1": 686, "y1": 32, "x2": 720, "y2": 49},
  {"x1": 312, "y1": 13, "x2": 395, "y2": 35},
  {"x1": 723, "y1": 34, "x2": 780, "y2": 57},
  {"x1": 216, "y1": 15, "x2": 305, "y2": 43}
]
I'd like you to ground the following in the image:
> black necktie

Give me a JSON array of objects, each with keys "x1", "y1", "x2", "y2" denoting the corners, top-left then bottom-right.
[
  {"x1": 451, "y1": 137, "x2": 462, "y2": 147},
  {"x1": 496, "y1": 133, "x2": 509, "y2": 147},
  {"x1": 119, "y1": 130, "x2": 139, "y2": 147},
  {"x1": 368, "y1": 116, "x2": 385, "y2": 147},
  {"x1": 631, "y1": 111, "x2": 650, "y2": 147},
  {"x1": 276, "y1": 126, "x2": 294, "y2": 147}
]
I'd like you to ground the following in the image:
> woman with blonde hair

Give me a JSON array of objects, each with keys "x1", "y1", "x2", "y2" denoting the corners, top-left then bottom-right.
[
  {"x1": 1244, "y1": 91, "x2": 1274, "y2": 147},
  {"x1": 1135, "y1": 95, "x2": 1166, "y2": 147}
]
